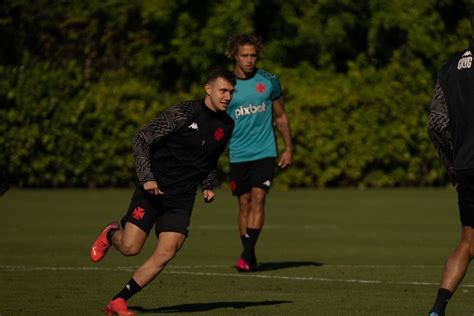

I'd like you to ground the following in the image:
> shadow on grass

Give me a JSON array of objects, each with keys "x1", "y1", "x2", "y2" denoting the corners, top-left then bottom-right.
[
  {"x1": 255, "y1": 261, "x2": 323, "y2": 271},
  {"x1": 130, "y1": 300, "x2": 292, "y2": 313}
]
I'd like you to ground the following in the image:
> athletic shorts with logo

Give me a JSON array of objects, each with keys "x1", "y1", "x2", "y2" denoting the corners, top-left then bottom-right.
[
  {"x1": 456, "y1": 168, "x2": 474, "y2": 227},
  {"x1": 229, "y1": 157, "x2": 275, "y2": 197},
  {"x1": 121, "y1": 188, "x2": 195, "y2": 237}
]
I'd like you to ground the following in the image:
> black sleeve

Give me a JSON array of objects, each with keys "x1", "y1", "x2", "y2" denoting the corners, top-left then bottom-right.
[
  {"x1": 428, "y1": 79, "x2": 456, "y2": 184},
  {"x1": 201, "y1": 169, "x2": 217, "y2": 191},
  {"x1": 133, "y1": 101, "x2": 199, "y2": 186}
]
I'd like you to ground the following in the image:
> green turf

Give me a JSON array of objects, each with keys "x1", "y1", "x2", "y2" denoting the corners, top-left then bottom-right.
[{"x1": 1, "y1": 188, "x2": 473, "y2": 315}]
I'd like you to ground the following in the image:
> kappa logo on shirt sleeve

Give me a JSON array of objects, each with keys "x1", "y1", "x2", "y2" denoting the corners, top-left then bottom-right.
[{"x1": 188, "y1": 122, "x2": 199, "y2": 130}]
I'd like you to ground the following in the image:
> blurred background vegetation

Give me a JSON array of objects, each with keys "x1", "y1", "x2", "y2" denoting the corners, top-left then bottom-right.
[{"x1": 1, "y1": 0, "x2": 473, "y2": 188}]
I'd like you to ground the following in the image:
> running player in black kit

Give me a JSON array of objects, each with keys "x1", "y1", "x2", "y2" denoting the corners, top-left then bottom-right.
[{"x1": 89, "y1": 67, "x2": 235, "y2": 315}]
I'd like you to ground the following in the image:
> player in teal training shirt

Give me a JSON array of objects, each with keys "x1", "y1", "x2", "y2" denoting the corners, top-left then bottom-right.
[
  {"x1": 225, "y1": 34, "x2": 293, "y2": 271},
  {"x1": 228, "y1": 67, "x2": 281, "y2": 162}
]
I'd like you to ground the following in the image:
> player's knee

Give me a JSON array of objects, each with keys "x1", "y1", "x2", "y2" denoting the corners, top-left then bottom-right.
[
  {"x1": 252, "y1": 192, "x2": 266, "y2": 205},
  {"x1": 239, "y1": 195, "x2": 251, "y2": 208},
  {"x1": 119, "y1": 243, "x2": 142, "y2": 256}
]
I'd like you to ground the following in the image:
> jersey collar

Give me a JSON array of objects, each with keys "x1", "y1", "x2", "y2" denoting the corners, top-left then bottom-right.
[
  {"x1": 235, "y1": 68, "x2": 258, "y2": 81},
  {"x1": 201, "y1": 99, "x2": 220, "y2": 116}
]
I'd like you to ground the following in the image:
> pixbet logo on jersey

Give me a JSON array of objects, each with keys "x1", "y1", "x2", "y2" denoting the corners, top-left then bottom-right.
[{"x1": 234, "y1": 103, "x2": 266, "y2": 118}]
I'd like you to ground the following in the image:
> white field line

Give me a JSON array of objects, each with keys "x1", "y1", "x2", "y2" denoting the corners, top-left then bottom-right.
[
  {"x1": 195, "y1": 225, "x2": 327, "y2": 230},
  {"x1": 0, "y1": 264, "x2": 445, "y2": 270},
  {"x1": 1, "y1": 264, "x2": 473, "y2": 288}
]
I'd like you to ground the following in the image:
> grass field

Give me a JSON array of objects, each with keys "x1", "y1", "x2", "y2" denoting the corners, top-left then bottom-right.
[{"x1": 1, "y1": 188, "x2": 473, "y2": 315}]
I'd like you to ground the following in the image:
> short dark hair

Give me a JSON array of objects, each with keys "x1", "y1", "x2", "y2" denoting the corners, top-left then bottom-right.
[
  {"x1": 206, "y1": 66, "x2": 236, "y2": 86},
  {"x1": 225, "y1": 34, "x2": 264, "y2": 60}
]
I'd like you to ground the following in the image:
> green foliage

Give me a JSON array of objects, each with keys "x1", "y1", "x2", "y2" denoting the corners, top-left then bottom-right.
[
  {"x1": 1, "y1": 0, "x2": 473, "y2": 187},
  {"x1": 274, "y1": 52, "x2": 448, "y2": 188},
  {"x1": 1, "y1": 62, "x2": 170, "y2": 187}
]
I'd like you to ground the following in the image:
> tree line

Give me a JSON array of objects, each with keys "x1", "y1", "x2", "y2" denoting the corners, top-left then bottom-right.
[{"x1": 1, "y1": 0, "x2": 473, "y2": 188}]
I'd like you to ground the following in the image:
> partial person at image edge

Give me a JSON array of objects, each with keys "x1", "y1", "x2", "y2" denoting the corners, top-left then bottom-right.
[{"x1": 427, "y1": 6, "x2": 474, "y2": 316}]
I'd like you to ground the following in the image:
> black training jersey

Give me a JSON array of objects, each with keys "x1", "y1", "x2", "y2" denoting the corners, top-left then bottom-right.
[
  {"x1": 133, "y1": 100, "x2": 234, "y2": 195},
  {"x1": 429, "y1": 38, "x2": 474, "y2": 176}
]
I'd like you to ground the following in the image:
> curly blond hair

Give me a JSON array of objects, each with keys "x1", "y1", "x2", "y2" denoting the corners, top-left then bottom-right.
[{"x1": 225, "y1": 34, "x2": 264, "y2": 60}]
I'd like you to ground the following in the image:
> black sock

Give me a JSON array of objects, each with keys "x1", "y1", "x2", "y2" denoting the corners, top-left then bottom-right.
[
  {"x1": 241, "y1": 234, "x2": 255, "y2": 264},
  {"x1": 240, "y1": 235, "x2": 246, "y2": 248},
  {"x1": 241, "y1": 228, "x2": 260, "y2": 263},
  {"x1": 113, "y1": 278, "x2": 142, "y2": 301},
  {"x1": 241, "y1": 233, "x2": 253, "y2": 262},
  {"x1": 106, "y1": 227, "x2": 118, "y2": 243},
  {"x1": 250, "y1": 248, "x2": 256, "y2": 265},
  {"x1": 246, "y1": 228, "x2": 261, "y2": 244},
  {"x1": 429, "y1": 288, "x2": 453, "y2": 315},
  {"x1": 247, "y1": 228, "x2": 260, "y2": 264}
]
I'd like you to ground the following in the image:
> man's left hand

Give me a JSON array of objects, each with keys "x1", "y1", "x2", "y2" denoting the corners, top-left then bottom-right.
[{"x1": 203, "y1": 190, "x2": 215, "y2": 203}]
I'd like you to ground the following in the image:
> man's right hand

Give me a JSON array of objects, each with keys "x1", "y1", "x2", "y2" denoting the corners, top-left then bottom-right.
[{"x1": 143, "y1": 180, "x2": 164, "y2": 195}]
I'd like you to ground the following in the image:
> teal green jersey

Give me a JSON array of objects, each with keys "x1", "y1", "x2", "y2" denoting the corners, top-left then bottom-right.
[{"x1": 227, "y1": 68, "x2": 282, "y2": 163}]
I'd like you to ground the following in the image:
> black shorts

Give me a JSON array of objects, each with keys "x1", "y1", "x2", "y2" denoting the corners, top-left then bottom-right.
[
  {"x1": 229, "y1": 157, "x2": 275, "y2": 197},
  {"x1": 121, "y1": 188, "x2": 196, "y2": 237},
  {"x1": 456, "y1": 168, "x2": 474, "y2": 227}
]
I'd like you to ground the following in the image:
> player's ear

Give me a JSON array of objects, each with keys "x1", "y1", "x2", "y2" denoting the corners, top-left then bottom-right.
[{"x1": 204, "y1": 83, "x2": 212, "y2": 96}]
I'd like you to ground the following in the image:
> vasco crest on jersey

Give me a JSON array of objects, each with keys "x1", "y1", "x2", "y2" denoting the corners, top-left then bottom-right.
[
  {"x1": 213, "y1": 128, "x2": 225, "y2": 141},
  {"x1": 256, "y1": 82, "x2": 266, "y2": 93}
]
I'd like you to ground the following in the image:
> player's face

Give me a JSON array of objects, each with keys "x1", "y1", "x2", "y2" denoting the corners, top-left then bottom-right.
[
  {"x1": 205, "y1": 77, "x2": 235, "y2": 112},
  {"x1": 234, "y1": 44, "x2": 257, "y2": 76}
]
